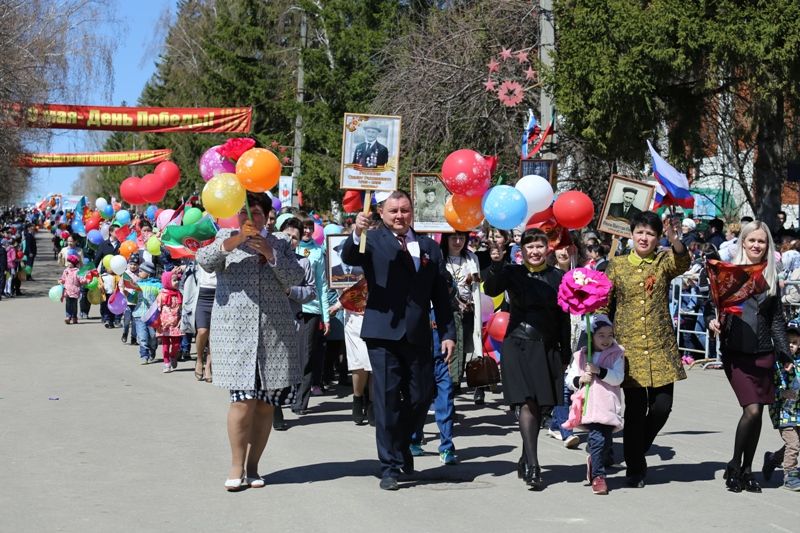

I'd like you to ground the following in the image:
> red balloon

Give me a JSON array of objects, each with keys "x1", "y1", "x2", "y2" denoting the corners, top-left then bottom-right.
[
  {"x1": 84, "y1": 217, "x2": 100, "y2": 232},
  {"x1": 154, "y1": 161, "x2": 181, "y2": 189},
  {"x1": 527, "y1": 205, "x2": 554, "y2": 226},
  {"x1": 120, "y1": 177, "x2": 145, "y2": 205},
  {"x1": 139, "y1": 173, "x2": 167, "y2": 203},
  {"x1": 553, "y1": 191, "x2": 594, "y2": 230},
  {"x1": 487, "y1": 311, "x2": 510, "y2": 341},
  {"x1": 441, "y1": 149, "x2": 492, "y2": 197}
]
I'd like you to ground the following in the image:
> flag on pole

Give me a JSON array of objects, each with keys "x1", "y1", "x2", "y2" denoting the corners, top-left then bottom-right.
[
  {"x1": 521, "y1": 109, "x2": 553, "y2": 160},
  {"x1": 647, "y1": 140, "x2": 694, "y2": 209},
  {"x1": 705, "y1": 259, "x2": 768, "y2": 321}
]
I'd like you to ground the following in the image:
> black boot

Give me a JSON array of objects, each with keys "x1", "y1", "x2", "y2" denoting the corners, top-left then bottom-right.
[
  {"x1": 527, "y1": 465, "x2": 544, "y2": 491},
  {"x1": 517, "y1": 455, "x2": 528, "y2": 479},
  {"x1": 741, "y1": 470, "x2": 762, "y2": 493},
  {"x1": 352, "y1": 395, "x2": 365, "y2": 425},
  {"x1": 273, "y1": 407, "x2": 288, "y2": 431},
  {"x1": 724, "y1": 462, "x2": 743, "y2": 493}
]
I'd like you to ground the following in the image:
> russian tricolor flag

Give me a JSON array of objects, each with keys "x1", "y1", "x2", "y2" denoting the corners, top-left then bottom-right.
[{"x1": 647, "y1": 140, "x2": 695, "y2": 210}]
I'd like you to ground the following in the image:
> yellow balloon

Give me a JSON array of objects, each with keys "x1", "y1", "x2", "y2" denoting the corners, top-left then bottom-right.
[
  {"x1": 146, "y1": 236, "x2": 162, "y2": 256},
  {"x1": 202, "y1": 173, "x2": 246, "y2": 219},
  {"x1": 102, "y1": 254, "x2": 113, "y2": 272},
  {"x1": 87, "y1": 287, "x2": 104, "y2": 305},
  {"x1": 481, "y1": 281, "x2": 504, "y2": 310}
]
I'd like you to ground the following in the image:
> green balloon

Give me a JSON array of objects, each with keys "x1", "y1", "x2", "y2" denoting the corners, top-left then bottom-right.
[
  {"x1": 146, "y1": 236, "x2": 162, "y2": 256},
  {"x1": 48, "y1": 285, "x2": 63, "y2": 302},
  {"x1": 24, "y1": 265, "x2": 32, "y2": 275},
  {"x1": 86, "y1": 278, "x2": 99, "y2": 290},
  {"x1": 183, "y1": 207, "x2": 203, "y2": 226}
]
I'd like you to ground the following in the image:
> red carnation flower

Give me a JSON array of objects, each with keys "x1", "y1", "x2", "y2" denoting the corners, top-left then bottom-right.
[{"x1": 216, "y1": 137, "x2": 256, "y2": 161}]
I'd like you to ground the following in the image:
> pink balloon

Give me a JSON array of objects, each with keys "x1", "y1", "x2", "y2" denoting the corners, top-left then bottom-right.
[
  {"x1": 313, "y1": 223, "x2": 324, "y2": 245},
  {"x1": 441, "y1": 149, "x2": 492, "y2": 197},
  {"x1": 199, "y1": 145, "x2": 235, "y2": 182},
  {"x1": 216, "y1": 214, "x2": 240, "y2": 229},
  {"x1": 156, "y1": 208, "x2": 182, "y2": 230}
]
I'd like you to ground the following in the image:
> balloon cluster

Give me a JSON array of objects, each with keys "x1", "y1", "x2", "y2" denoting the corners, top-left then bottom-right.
[
  {"x1": 119, "y1": 161, "x2": 181, "y2": 205},
  {"x1": 200, "y1": 139, "x2": 282, "y2": 219},
  {"x1": 440, "y1": 149, "x2": 595, "y2": 232}
]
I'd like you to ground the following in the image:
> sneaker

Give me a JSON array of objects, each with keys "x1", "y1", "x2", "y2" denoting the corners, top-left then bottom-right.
[
  {"x1": 171, "y1": 358, "x2": 178, "y2": 369},
  {"x1": 439, "y1": 450, "x2": 458, "y2": 465},
  {"x1": 591, "y1": 476, "x2": 609, "y2": 495},
  {"x1": 784, "y1": 470, "x2": 800, "y2": 491},
  {"x1": 79, "y1": 313, "x2": 88, "y2": 319},
  {"x1": 140, "y1": 358, "x2": 149, "y2": 365},
  {"x1": 310, "y1": 386, "x2": 323, "y2": 396},
  {"x1": 409, "y1": 443, "x2": 425, "y2": 456},
  {"x1": 121, "y1": 335, "x2": 127, "y2": 344},
  {"x1": 163, "y1": 364, "x2": 172, "y2": 373},
  {"x1": 564, "y1": 434, "x2": 580, "y2": 449},
  {"x1": 762, "y1": 451, "x2": 777, "y2": 482},
  {"x1": 131, "y1": 340, "x2": 138, "y2": 346},
  {"x1": 546, "y1": 429, "x2": 564, "y2": 441}
]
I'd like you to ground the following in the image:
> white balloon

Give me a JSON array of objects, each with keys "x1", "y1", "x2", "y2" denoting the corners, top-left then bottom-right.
[
  {"x1": 110, "y1": 255, "x2": 127, "y2": 275},
  {"x1": 142, "y1": 250, "x2": 153, "y2": 264},
  {"x1": 95, "y1": 197, "x2": 108, "y2": 210},
  {"x1": 100, "y1": 224, "x2": 110, "y2": 240},
  {"x1": 515, "y1": 174, "x2": 554, "y2": 220}
]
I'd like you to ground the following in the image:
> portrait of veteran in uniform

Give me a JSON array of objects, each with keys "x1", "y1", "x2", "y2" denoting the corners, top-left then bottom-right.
[
  {"x1": 417, "y1": 185, "x2": 444, "y2": 222},
  {"x1": 328, "y1": 236, "x2": 365, "y2": 288},
  {"x1": 352, "y1": 123, "x2": 389, "y2": 169}
]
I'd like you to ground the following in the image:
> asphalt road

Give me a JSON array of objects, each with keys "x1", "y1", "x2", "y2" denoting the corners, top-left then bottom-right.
[{"x1": 0, "y1": 233, "x2": 798, "y2": 533}]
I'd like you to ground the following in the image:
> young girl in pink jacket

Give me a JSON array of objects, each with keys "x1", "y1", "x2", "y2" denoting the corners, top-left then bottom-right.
[
  {"x1": 59, "y1": 254, "x2": 85, "y2": 324},
  {"x1": 565, "y1": 314, "x2": 624, "y2": 495},
  {"x1": 157, "y1": 270, "x2": 183, "y2": 373}
]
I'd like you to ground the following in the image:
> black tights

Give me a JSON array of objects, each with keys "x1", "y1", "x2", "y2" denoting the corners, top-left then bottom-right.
[
  {"x1": 732, "y1": 403, "x2": 764, "y2": 473},
  {"x1": 519, "y1": 400, "x2": 542, "y2": 467}
]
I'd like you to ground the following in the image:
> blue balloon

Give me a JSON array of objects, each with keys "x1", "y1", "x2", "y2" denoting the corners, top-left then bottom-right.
[
  {"x1": 115, "y1": 209, "x2": 131, "y2": 225},
  {"x1": 145, "y1": 205, "x2": 158, "y2": 221},
  {"x1": 323, "y1": 224, "x2": 344, "y2": 236},
  {"x1": 71, "y1": 220, "x2": 85, "y2": 236},
  {"x1": 482, "y1": 185, "x2": 528, "y2": 230},
  {"x1": 87, "y1": 229, "x2": 103, "y2": 245},
  {"x1": 102, "y1": 205, "x2": 114, "y2": 219}
]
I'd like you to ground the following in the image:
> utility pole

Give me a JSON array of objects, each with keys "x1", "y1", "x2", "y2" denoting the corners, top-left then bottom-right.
[
  {"x1": 291, "y1": 11, "x2": 307, "y2": 208},
  {"x1": 539, "y1": 0, "x2": 558, "y2": 184}
]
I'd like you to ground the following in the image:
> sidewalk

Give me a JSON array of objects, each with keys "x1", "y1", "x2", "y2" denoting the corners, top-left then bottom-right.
[{"x1": 0, "y1": 233, "x2": 798, "y2": 532}]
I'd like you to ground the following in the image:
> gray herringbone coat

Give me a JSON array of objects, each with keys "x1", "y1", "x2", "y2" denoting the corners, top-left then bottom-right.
[{"x1": 196, "y1": 229, "x2": 304, "y2": 391}]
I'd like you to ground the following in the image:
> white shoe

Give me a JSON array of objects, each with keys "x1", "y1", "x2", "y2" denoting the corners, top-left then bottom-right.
[
  {"x1": 564, "y1": 434, "x2": 580, "y2": 449},
  {"x1": 546, "y1": 429, "x2": 563, "y2": 441},
  {"x1": 245, "y1": 476, "x2": 265, "y2": 488},
  {"x1": 224, "y1": 478, "x2": 245, "y2": 491},
  {"x1": 162, "y1": 364, "x2": 172, "y2": 373}
]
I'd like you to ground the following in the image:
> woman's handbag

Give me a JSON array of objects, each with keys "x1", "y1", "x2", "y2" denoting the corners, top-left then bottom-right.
[{"x1": 465, "y1": 356, "x2": 500, "y2": 387}]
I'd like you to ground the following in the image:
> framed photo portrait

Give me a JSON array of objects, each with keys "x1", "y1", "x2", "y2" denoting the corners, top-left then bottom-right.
[
  {"x1": 326, "y1": 234, "x2": 365, "y2": 289},
  {"x1": 340, "y1": 113, "x2": 401, "y2": 191},
  {"x1": 598, "y1": 175, "x2": 656, "y2": 238},
  {"x1": 410, "y1": 173, "x2": 452, "y2": 233},
  {"x1": 520, "y1": 158, "x2": 556, "y2": 181}
]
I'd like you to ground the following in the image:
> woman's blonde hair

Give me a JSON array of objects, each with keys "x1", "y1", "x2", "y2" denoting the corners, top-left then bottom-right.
[{"x1": 733, "y1": 220, "x2": 777, "y2": 296}]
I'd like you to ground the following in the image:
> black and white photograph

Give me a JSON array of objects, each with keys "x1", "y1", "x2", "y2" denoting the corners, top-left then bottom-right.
[
  {"x1": 519, "y1": 157, "x2": 555, "y2": 181},
  {"x1": 340, "y1": 113, "x2": 401, "y2": 191},
  {"x1": 410, "y1": 173, "x2": 452, "y2": 233},
  {"x1": 326, "y1": 234, "x2": 365, "y2": 289},
  {"x1": 598, "y1": 174, "x2": 656, "y2": 238}
]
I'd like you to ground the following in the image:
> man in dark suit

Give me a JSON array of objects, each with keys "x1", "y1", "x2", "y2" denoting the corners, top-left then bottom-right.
[
  {"x1": 352, "y1": 124, "x2": 389, "y2": 168},
  {"x1": 607, "y1": 187, "x2": 643, "y2": 222},
  {"x1": 22, "y1": 223, "x2": 37, "y2": 280},
  {"x1": 342, "y1": 190, "x2": 455, "y2": 490}
]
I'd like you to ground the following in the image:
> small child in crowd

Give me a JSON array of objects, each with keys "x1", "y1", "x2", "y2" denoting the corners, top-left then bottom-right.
[
  {"x1": 59, "y1": 254, "x2": 84, "y2": 324},
  {"x1": 565, "y1": 314, "x2": 624, "y2": 495},
  {"x1": 763, "y1": 326, "x2": 800, "y2": 490},
  {"x1": 156, "y1": 269, "x2": 183, "y2": 373},
  {"x1": 132, "y1": 261, "x2": 160, "y2": 364}
]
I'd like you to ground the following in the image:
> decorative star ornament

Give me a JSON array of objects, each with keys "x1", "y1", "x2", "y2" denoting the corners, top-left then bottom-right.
[
  {"x1": 516, "y1": 50, "x2": 529, "y2": 64},
  {"x1": 487, "y1": 58, "x2": 500, "y2": 73},
  {"x1": 525, "y1": 66, "x2": 537, "y2": 80},
  {"x1": 497, "y1": 80, "x2": 525, "y2": 107},
  {"x1": 483, "y1": 78, "x2": 497, "y2": 92},
  {"x1": 500, "y1": 47, "x2": 513, "y2": 60}
]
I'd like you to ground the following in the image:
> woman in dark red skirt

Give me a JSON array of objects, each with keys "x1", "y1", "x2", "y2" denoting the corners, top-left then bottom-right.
[{"x1": 708, "y1": 221, "x2": 790, "y2": 493}]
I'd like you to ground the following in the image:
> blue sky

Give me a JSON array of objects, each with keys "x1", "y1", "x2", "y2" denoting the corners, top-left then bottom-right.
[{"x1": 25, "y1": 0, "x2": 174, "y2": 202}]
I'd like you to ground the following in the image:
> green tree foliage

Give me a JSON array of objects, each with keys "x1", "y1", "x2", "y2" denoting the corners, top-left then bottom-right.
[{"x1": 550, "y1": 0, "x2": 800, "y2": 223}]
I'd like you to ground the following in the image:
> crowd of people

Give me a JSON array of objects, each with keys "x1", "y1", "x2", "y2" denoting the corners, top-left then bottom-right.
[{"x1": 4, "y1": 196, "x2": 800, "y2": 495}]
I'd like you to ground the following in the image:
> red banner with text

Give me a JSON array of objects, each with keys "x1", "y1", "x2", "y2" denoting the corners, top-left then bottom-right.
[
  {"x1": 16, "y1": 149, "x2": 173, "y2": 168},
  {"x1": 5, "y1": 103, "x2": 252, "y2": 133}
]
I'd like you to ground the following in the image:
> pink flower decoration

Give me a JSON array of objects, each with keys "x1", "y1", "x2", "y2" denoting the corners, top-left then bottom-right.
[
  {"x1": 217, "y1": 137, "x2": 256, "y2": 161},
  {"x1": 497, "y1": 80, "x2": 524, "y2": 107},
  {"x1": 557, "y1": 267, "x2": 613, "y2": 315}
]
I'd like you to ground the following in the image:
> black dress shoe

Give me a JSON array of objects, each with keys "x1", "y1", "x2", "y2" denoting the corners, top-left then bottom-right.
[
  {"x1": 626, "y1": 475, "x2": 646, "y2": 488},
  {"x1": 724, "y1": 463, "x2": 743, "y2": 493},
  {"x1": 527, "y1": 465, "x2": 544, "y2": 491},
  {"x1": 352, "y1": 395, "x2": 365, "y2": 425},
  {"x1": 273, "y1": 408, "x2": 288, "y2": 431},
  {"x1": 379, "y1": 477, "x2": 399, "y2": 491},
  {"x1": 473, "y1": 388, "x2": 485, "y2": 405},
  {"x1": 741, "y1": 472, "x2": 762, "y2": 493},
  {"x1": 517, "y1": 456, "x2": 527, "y2": 479}
]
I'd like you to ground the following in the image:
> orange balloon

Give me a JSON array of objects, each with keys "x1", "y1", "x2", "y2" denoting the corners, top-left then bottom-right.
[
  {"x1": 445, "y1": 194, "x2": 484, "y2": 231},
  {"x1": 235, "y1": 148, "x2": 281, "y2": 193},
  {"x1": 119, "y1": 240, "x2": 138, "y2": 260}
]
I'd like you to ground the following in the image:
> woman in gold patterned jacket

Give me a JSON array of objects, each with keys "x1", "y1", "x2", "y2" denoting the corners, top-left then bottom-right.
[{"x1": 602, "y1": 211, "x2": 689, "y2": 488}]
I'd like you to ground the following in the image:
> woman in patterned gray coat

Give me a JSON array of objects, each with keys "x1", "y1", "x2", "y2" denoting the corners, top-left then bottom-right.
[{"x1": 196, "y1": 193, "x2": 303, "y2": 491}]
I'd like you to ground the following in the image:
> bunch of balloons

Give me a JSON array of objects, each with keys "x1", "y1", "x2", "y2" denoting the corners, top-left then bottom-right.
[
  {"x1": 119, "y1": 161, "x2": 181, "y2": 205},
  {"x1": 201, "y1": 143, "x2": 282, "y2": 219}
]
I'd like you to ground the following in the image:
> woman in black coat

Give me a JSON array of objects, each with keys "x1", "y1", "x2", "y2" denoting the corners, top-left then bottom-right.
[{"x1": 484, "y1": 228, "x2": 572, "y2": 490}]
